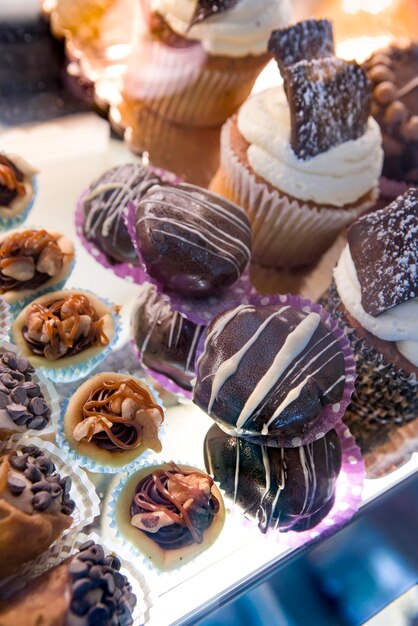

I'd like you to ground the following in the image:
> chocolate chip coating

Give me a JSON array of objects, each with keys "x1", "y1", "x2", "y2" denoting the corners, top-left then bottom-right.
[
  {"x1": 204, "y1": 424, "x2": 341, "y2": 533},
  {"x1": 135, "y1": 183, "x2": 251, "y2": 297}
]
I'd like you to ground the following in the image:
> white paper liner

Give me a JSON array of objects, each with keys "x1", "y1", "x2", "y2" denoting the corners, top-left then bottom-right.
[
  {"x1": 0, "y1": 340, "x2": 61, "y2": 441},
  {"x1": 11, "y1": 288, "x2": 122, "y2": 384},
  {"x1": 0, "y1": 435, "x2": 101, "y2": 590},
  {"x1": 56, "y1": 373, "x2": 166, "y2": 474},
  {"x1": 0, "y1": 177, "x2": 38, "y2": 232},
  {"x1": 214, "y1": 119, "x2": 378, "y2": 268},
  {"x1": 102, "y1": 458, "x2": 226, "y2": 575},
  {"x1": 0, "y1": 297, "x2": 11, "y2": 340}
]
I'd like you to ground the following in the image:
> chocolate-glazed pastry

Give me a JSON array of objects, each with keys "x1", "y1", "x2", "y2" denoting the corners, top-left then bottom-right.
[
  {"x1": 193, "y1": 304, "x2": 346, "y2": 446},
  {"x1": 12, "y1": 290, "x2": 115, "y2": 371},
  {"x1": 135, "y1": 183, "x2": 251, "y2": 297},
  {"x1": 0, "y1": 229, "x2": 74, "y2": 304},
  {"x1": 0, "y1": 347, "x2": 51, "y2": 438},
  {"x1": 0, "y1": 445, "x2": 75, "y2": 578},
  {"x1": 132, "y1": 284, "x2": 205, "y2": 391},
  {"x1": 0, "y1": 154, "x2": 37, "y2": 223},
  {"x1": 204, "y1": 424, "x2": 341, "y2": 533},
  {"x1": 82, "y1": 163, "x2": 163, "y2": 264},
  {"x1": 63, "y1": 372, "x2": 164, "y2": 468},
  {"x1": 115, "y1": 463, "x2": 225, "y2": 570},
  {"x1": 363, "y1": 42, "x2": 418, "y2": 184},
  {"x1": 0, "y1": 540, "x2": 137, "y2": 626}
]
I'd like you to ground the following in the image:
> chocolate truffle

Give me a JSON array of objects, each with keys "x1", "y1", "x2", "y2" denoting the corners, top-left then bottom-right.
[
  {"x1": 204, "y1": 424, "x2": 342, "y2": 533},
  {"x1": 132, "y1": 284, "x2": 205, "y2": 391},
  {"x1": 82, "y1": 162, "x2": 163, "y2": 264},
  {"x1": 363, "y1": 42, "x2": 418, "y2": 183},
  {"x1": 135, "y1": 183, "x2": 251, "y2": 297},
  {"x1": 193, "y1": 304, "x2": 346, "y2": 445},
  {"x1": 0, "y1": 540, "x2": 137, "y2": 626},
  {"x1": 0, "y1": 445, "x2": 75, "y2": 578}
]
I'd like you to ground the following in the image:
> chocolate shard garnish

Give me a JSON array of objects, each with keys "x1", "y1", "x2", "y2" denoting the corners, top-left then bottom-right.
[
  {"x1": 285, "y1": 57, "x2": 371, "y2": 159},
  {"x1": 347, "y1": 188, "x2": 418, "y2": 317},
  {"x1": 189, "y1": 0, "x2": 239, "y2": 28},
  {"x1": 268, "y1": 19, "x2": 335, "y2": 75}
]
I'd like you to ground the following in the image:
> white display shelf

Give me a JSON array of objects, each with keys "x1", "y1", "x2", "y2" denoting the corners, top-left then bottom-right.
[{"x1": 1, "y1": 115, "x2": 416, "y2": 626}]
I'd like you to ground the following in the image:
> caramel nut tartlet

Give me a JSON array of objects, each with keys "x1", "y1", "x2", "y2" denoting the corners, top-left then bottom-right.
[
  {"x1": 12, "y1": 290, "x2": 116, "y2": 372},
  {"x1": 0, "y1": 444, "x2": 75, "y2": 579},
  {"x1": 0, "y1": 154, "x2": 37, "y2": 224},
  {"x1": 63, "y1": 372, "x2": 164, "y2": 469},
  {"x1": 0, "y1": 229, "x2": 74, "y2": 304},
  {"x1": 114, "y1": 462, "x2": 225, "y2": 571}
]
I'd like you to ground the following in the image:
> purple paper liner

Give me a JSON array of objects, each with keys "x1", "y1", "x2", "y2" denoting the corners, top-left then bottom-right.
[
  {"x1": 130, "y1": 336, "x2": 193, "y2": 400},
  {"x1": 230, "y1": 420, "x2": 365, "y2": 548},
  {"x1": 125, "y1": 200, "x2": 254, "y2": 325},
  {"x1": 379, "y1": 176, "x2": 414, "y2": 200},
  {"x1": 74, "y1": 165, "x2": 181, "y2": 284},
  {"x1": 194, "y1": 291, "x2": 357, "y2": 448}
]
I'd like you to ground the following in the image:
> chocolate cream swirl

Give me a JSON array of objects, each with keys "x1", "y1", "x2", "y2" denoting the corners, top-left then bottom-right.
[{"x1": 130, "y1": 464, "x2": 220, "y2": 549}]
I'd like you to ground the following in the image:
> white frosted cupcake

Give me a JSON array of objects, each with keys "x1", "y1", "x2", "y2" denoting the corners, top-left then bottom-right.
[{"x1": 211, "y1": 19, "x2": 383, "y2": 268}]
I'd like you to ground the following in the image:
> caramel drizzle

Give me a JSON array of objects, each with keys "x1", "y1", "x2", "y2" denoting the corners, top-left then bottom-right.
[
  {"x1": 82, "y1": 379, "x2": 164, "y2": 450},
  {"x1": 0, "y1": 230, "x2": 62, "y2": 278},
  {"x1": 133, "y1": 463, "x2": 219, "y2": 544},
  {"x1": 0, "y1": 164, "x2": 25, "y2": 197},
  {"x1": 28, "y1": 294, "x2": 108, "y2": 349}
]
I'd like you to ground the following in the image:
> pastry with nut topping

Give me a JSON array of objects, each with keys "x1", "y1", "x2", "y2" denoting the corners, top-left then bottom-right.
[
  {"x1": 0, "y1": 444, "x2": 75, "y2": 579},
  {"x1": 11, "y1": 289, "x2": 116, "y2": 380},
  {"x1": 0, "y1": 154, "x2": 37, "y2": 230},
  {"x1": 0, "y1": 229, "x2": 74, "y2": 305},
  {"x1": 63, "y1": 372, "x2": 164, "y2": 469},
  {"x1": 0, "y1": 539, "x2": 137, "y2": 626},
  {"x1": 114, "y1": 462, "x2": 225, "y2": 570}
]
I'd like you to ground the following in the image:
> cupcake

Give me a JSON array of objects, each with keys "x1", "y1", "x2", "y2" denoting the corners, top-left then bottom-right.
[
  {"x1": 193, "y1": 298, "x2": 354, "y2": 447},
  {"x1": 131, "y1": 284, "x2": 205, "y2": 394},
  {"x1": 112, "y1": 462, "x2": 225, "y2": 570},
  {"x1": 62, "y1": 371, "x2": 164, "y2": 470},
  {"x1": 326, "y1": 189, "x2": 418, "y2": 477},
  {"x1": 80, "y1": 162, "x2": 166, "y2": 266},
  {"x1": 0, "y1": 229, "x2": 75, "y2": 308},
  {"x1": 363, "y1": 41, "x2": 418, "y2": 200},
  {"x1": 0, "y1": 539, "x2": 137, "y2": 626},
  {"x1": 205, "y1": 423, "x2": 341, "y2": 533},
  {"x1": 0, "y1": 345, "x2": 53, "y2": 440},
  {"x1": 0, "y1": 154, "x2": 38, "y2": 230},
  {"x1": 210, "y1": 18, "x2": 383, "y2": 268},
  {"x1": 0, "y1": 444, "x2": 75, "y2": 579},
  {"x1": 11, "y1": 289, "x2": 118, "y2": 382},
  {"x1": 122, "y1": 0, "x2": 291, "y2": 129},
  {"x1": 132, "y1": 182, "x2": 251, "y2": 298}
]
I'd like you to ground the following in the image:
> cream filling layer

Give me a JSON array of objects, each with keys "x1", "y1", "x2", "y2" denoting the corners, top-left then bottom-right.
[
  {"x1": 334, "y1": 245, "x2": 418, "y2": 367},
  {"x1": 150, "y1": 0, "x2": 291, "y2": 57},
  {"x1": 237, "y1": 86, "x2": 383, "y2": 206}
]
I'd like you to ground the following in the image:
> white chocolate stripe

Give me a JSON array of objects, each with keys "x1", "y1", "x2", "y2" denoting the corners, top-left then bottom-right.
[
  {"x1": 168, "y1": 311, "x2": 178, "y2": 349},
  {"x1": 234, "y1": 441, "x2": 240, "y2": 504},
  {"x1": 265, "y1": 351, "x2": 342, "y2": 429},
  {"x1": 185, "y1": 325, "x2": 203, "y2": 372},
  {"x1": 260, "y1": 446, "x2": 271, "y2": 528},
  {"x1": 235, "y1": 313, "x2": 322, "y2": 429},
  {"x1": 207, "y1": 306, "x2": 290, "y2": 413},
  {"x1": 323, "y1": 375, "x2": 346, "y2": 397}
]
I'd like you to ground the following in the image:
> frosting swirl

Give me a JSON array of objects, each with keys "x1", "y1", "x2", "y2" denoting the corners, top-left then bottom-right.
[
  {"x1": 150, "y1": 0, "x2": 291, "y2": 57},
  {"x1": 237, "y1": 86, "x2": 383, "y2": 206},
  {"x1": 130, "y1": 464, "x2": 220, "y2": 549},
  {"x1": 334, "y1": 245, "x2": 418, "y2": 367}
]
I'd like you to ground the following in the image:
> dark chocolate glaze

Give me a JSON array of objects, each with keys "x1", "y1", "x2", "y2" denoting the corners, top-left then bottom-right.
[
  {"x1": 135, "y1": 183, "x2": 251, "y2": 297},
  {"x1": 130, "y1": 467, "x2": 219, "y2": 550},
  {"x1": 83, "y1": 163, "x2": 163, "y2": 264},
  {"x1": 132, "y1": 284, "x2": 205, "y2": 391},
  {"x1": 364, "y1": 43, "x2": 418, "y2": 183},
  {"x1": 0, "y1": 155, "x2": 24, "y2": 207},
  {"x1": 193, "y1": 305, "x2": 345, "y2": 445},
  {"x1": 204, "y1": 424, "x2": 341, "y2": 533}
]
